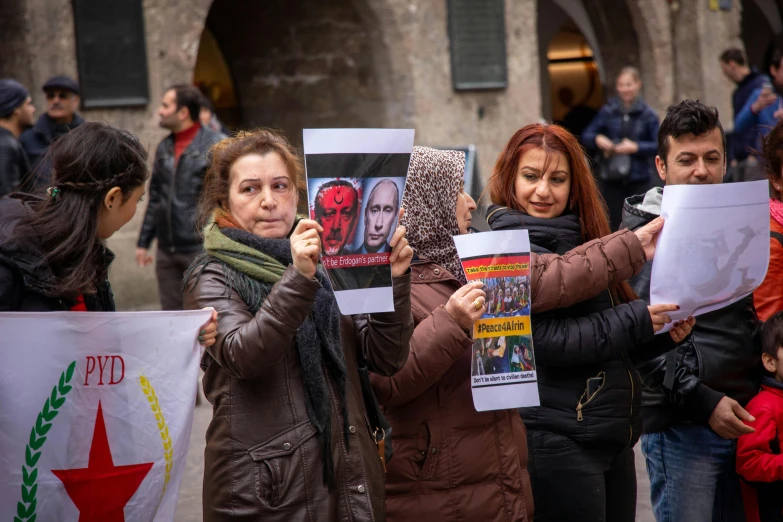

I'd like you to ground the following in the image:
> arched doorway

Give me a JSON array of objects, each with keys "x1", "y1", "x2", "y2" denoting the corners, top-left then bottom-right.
[
  {"x1": 742, "y1": 0, "x2": 783, "y2": 72},
  {"x1": 193, "y1": 0, "x2": 399, "y2": 145},
  {"x1": 538, "y1": 0, "x2": 605, "y2": 140}
]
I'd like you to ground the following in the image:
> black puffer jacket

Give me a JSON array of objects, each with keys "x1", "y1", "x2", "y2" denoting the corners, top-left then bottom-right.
[
  {"x1": 19, "y1": 113, "x2": 85, "y2": 189},
  {"x1": 0, "y1": 195, "x2": 115, "y2": 311},
  {"x1": 621, "y1": 190, "x2": 762, "y2": 433},
  {"x1": 137, "y1": 126, "x2": 224, "y2": 253},
  {"x1": 0, "y1": 127, "x2": 30, "y2": 197},
  {"x1": 487, "y1": 205, "x2": 657, "y2": 447}
]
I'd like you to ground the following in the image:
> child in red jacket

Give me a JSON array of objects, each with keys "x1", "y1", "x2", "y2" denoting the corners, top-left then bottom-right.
[{"x1": 737, "y1": 312, "x2": 783, "y2": 522}]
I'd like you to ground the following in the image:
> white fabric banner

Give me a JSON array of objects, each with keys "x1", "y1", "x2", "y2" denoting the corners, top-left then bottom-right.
[{"x1": 0, "y1": 310, "x2": 211, "y2": 521}]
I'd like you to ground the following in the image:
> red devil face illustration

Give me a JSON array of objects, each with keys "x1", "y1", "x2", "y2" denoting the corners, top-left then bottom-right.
[{"x1": 314, "y1": 182, "x2": 359, "y2": 255}]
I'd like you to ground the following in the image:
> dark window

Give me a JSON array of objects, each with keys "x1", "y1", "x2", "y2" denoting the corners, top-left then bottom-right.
[
  {"x1": 72, "y1": 0, "x2": 149, "y2": 108},
  {"x1": 447, "y1": 0, "x2": 507, "y2": 91}
]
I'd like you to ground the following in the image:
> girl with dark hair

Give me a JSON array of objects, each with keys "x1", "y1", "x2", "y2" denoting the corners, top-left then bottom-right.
[
  {"x1": 486, "y1": 123, "x2": 693, "y2": 522},
  {"x1": 0, "y1": 122, "x2": 217, "y2": 338},
  {"x1": 182, "y1": 129, "x2": 414, "y2": 521},
  {"x1": 754, "y1": 120, "x2": 783, "y2": 320}
]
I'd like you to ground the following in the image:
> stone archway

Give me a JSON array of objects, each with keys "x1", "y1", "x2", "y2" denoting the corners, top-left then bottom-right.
[{"x1": 192, "y1": 0, "x2": 412, "y2": 145}]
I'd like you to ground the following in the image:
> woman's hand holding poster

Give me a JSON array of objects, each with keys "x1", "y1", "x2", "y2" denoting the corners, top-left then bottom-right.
[
  {"x1": 453, "y1": 230, "x2": 540, "y2": 411},
  {"x1": 303, "y1": 129, "x2": 414, "y2": 315}
]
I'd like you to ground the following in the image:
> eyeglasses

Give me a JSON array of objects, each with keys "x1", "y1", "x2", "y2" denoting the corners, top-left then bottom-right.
[{"x1": 45, "y1": 91, "x2": 73, "y2": 101}]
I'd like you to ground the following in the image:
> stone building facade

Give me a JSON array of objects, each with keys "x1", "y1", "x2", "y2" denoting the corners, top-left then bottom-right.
[{"x1": 0, "y1": 0, "x2": 773, "y2": 309}]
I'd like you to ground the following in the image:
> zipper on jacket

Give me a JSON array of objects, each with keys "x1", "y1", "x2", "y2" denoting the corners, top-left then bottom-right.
[
  {"x1": 166, "y1": 140, "x2": 176, "y2": 250},
  {"x1": 576, "y1": 370, "x2": 606, "y2": 422},
  {"x1": 609, "y1": 292, "x2": 635, "y2": 445}
]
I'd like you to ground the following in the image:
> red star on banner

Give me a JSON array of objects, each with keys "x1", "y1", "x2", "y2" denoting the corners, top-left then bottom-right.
[{"x1": 51, "y1": 401, "x2": 154, "y2": 521}]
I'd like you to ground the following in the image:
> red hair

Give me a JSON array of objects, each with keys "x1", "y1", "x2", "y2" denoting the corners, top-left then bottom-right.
[{"x1": 488, "y1": 123, "x2": 636, "y2": 303}]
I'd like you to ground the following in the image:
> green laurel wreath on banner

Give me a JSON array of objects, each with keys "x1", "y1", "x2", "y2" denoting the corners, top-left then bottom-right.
[{"x1": 14, "y1": 361, "x2": 76, "y2": 522}]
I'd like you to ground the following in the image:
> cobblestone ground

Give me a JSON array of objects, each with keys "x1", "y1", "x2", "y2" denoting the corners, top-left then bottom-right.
[{"x1": 175, "y1": 392, "x2": 656, "y2": 522}]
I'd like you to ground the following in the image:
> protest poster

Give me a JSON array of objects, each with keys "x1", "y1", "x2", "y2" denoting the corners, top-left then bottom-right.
[
  {"x1": 453, "y1": 230, "x2": 540, "y2": 412},
  {"x1": 650, "y1": 180, "x2": 770, "y2": 333},
  {"x1": 0, "y1": 309, "x2": 211, "y2": 521},
  {"x1": 303, "y1": 128, "x2": 415, "y2": 315}
]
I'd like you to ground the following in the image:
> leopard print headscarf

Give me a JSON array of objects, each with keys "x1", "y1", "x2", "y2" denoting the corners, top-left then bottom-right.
[{"x1": 401, "y1": 146, "x2": 468, "y2": 285}]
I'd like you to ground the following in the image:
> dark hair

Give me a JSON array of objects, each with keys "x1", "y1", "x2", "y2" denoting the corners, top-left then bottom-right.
[
  {"x1": 487, "y1": 123, "x2": 636, "y2": 304},
  {"x1": 200, "y1": 95, "x2": 215, "y2": 114},
  {"x1": 24, "y1": 122, "x2": 149, "y2": 297},
  {"x1": 657, "y1": 100, "x2": 725, "y2": 165},
  {"x1": 168, "y1": 84, "x2": 202, "y2": 123},
  {"x1": 772, "y1": 47, "x2": 783, "y2": 70},
  {"x1": 762, "y1": 120, "x2": 783, "y2": 199},
  {"x1": 198, "y1": 129, "x2": 304, "y2": 231},
  {"x1": 761, "y1": 312, "x2": 783, "y2": 359},
  {"x1": 719, "y1": 48, "x2": 746, "y2": 66}
]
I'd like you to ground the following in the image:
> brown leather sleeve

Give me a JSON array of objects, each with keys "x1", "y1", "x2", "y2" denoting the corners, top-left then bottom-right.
[
  {"x1": 351, "y1": 273, "x2": 414, "y2": 377},
  {"x1": 370, "y1": 305, "x2": 471, "y2": 407},
  {"x1": 531, "y1": 228, "x2": 646, "y2": 313},
  {"x1": 183, "y1": 263, "x2": 319, "y2": 379}
]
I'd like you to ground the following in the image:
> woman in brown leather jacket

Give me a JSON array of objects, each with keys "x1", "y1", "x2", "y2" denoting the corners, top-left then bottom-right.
[
  {"x1": 369, "y1": 146, "x2": 679, "y2": 522},
  {"x1": 183, "y1": 130, "x2": 414, "y2": 521}
]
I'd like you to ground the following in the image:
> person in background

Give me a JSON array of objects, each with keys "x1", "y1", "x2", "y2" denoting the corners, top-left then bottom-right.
[
  {"x1": 183, "y1": 129, "x2": 413, "y2": 521},
  {"x1": 0, "y1": 79, "x2": 35, "y2": 197},
  {"x1": 583, "y1": 66, "x2": 660, "y2": 230},
  {"x1": 372, "y1": 145, "x2": 683, "y2": 522},
  {"x1": 20, "y1": 75, "x2": 84, "y2": 189},
  {"x1": 622, "y1": 100, "x2": 761, "y2": 522},
  {"x1": 0, "y1": 121, "x2": 216, "y2": 334},
  {"x1": 736, "y1": 312, "x2": 783, "y2": 521},
  {"x1": 753, "y1": 120, "x2": 783, "y2": 321},
  {"x1": 735, "y1": 46, "x2": 783, "y2": 164},
  {"x1": 135, "y1": 84, "x2": 224, "y2": 311},
  {"x1": 199, "y1": 95, "x2": 230, "y2": 136},
  {"x1": 719, "y1": 48, "x2": 768, "y2": 182},
  {"x1": 487, "y1": 123, "x2": 692, "y2": 522}
]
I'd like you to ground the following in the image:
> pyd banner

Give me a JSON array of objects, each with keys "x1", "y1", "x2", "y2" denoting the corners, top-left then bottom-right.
[
  {"x1": 453, "y1": 230, "x2": 540, "y2": 412},
  {"x1": 0, "y1": 310, "x2": 211, "y2": 521},
  {"x1": 303, "y1": 128, "x2": 415, "y2": 315}
]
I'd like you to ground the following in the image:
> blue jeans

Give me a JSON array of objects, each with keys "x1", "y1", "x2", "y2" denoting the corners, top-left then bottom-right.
[{"x1": 641, "y1": 424, "x2": 745, "y2": 522}]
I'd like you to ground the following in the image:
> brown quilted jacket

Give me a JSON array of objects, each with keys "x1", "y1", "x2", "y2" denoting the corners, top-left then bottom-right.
[
  {"x1": 184, "y1": 264, "x2": 413, "y2": 522},
  {"x1": 370, "y1": 229, "x2": 646, "y2": 522}
]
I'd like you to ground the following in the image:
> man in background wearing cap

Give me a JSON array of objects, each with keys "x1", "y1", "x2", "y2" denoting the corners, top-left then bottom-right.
[
  {"x1": 0, "y1": 79, "x2": 35, "y2": 197},
  {"x1": 20, "y1": 75, "x2": 84, "y2": 188}
]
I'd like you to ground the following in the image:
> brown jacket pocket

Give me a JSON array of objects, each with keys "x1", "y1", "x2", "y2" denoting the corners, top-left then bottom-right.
[{"x1": 248, "y1": 420, "x2": 318, "y2": 506}]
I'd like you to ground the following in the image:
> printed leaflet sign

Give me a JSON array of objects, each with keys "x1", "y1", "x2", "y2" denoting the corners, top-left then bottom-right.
[
  {"x1": 453, "y1": 230, "x2": 540, "y2": 411},
  {"x1": 303, "y1": 128, "x2": 415, "y2": 315}
]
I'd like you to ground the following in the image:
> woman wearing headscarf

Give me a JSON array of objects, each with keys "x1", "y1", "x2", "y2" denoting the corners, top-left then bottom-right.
[{"x1": 370, "y1": 146, "x2": 675, "y2": 522}]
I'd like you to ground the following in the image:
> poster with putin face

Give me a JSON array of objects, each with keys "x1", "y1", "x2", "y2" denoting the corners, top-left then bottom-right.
[{"x1": 303, "y1": 129, "x2": 414, "y2": 315}]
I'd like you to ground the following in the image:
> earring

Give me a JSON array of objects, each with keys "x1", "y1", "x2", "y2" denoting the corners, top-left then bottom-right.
[{"x1": 109, "y1": 204, "x2": 112, "y2": 208}]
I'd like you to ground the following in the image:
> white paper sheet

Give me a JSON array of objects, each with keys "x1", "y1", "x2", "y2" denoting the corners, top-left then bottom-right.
[
  {"x1": 453, "y1": 230, "x2": 540, "y2": 411},
  {"x1": 303, "y1": 129, "x2": 415, "y2": 315},
  {"x1": 650, "y1": 181, "x2": 770, "y2": 333}
]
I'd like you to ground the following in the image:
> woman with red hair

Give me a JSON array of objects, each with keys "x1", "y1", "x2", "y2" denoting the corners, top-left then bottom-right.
[{"x1": 486, "y1": 123, "x2": 693, "y2": 522}]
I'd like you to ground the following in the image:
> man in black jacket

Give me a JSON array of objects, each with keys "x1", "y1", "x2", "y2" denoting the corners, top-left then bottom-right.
[
  {"x1": 0, "y1": 79, "x2": 35, "y2": 197},
  {"x1": 621, "y1": 100, "x2": 761, "y2": 522},
  {"x1": 135, "y1": 85, "x2": 224, "y2": 310},
  {"x1": 19, "y1": 76, "x2": 84, "y2": 188}
]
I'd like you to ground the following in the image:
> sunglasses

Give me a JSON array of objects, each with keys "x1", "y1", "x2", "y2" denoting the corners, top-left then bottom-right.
[{"x1": 45, "y1": 91, "x2": 73, "y2": 101}]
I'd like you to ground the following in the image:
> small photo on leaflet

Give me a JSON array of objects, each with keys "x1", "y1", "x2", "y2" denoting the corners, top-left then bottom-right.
[
  {"x1": 307, "y1": 177, "x2": 362, "y2": 257},
  {"x1": 351, "y1": 176, "x2": 405, "y2": 254},
  {"x1": 482, "y1": 275, "x2": 531, "y2": 319},
  {"x1": 507, "y1": 335, "x2": 535, "y2": 373}
]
